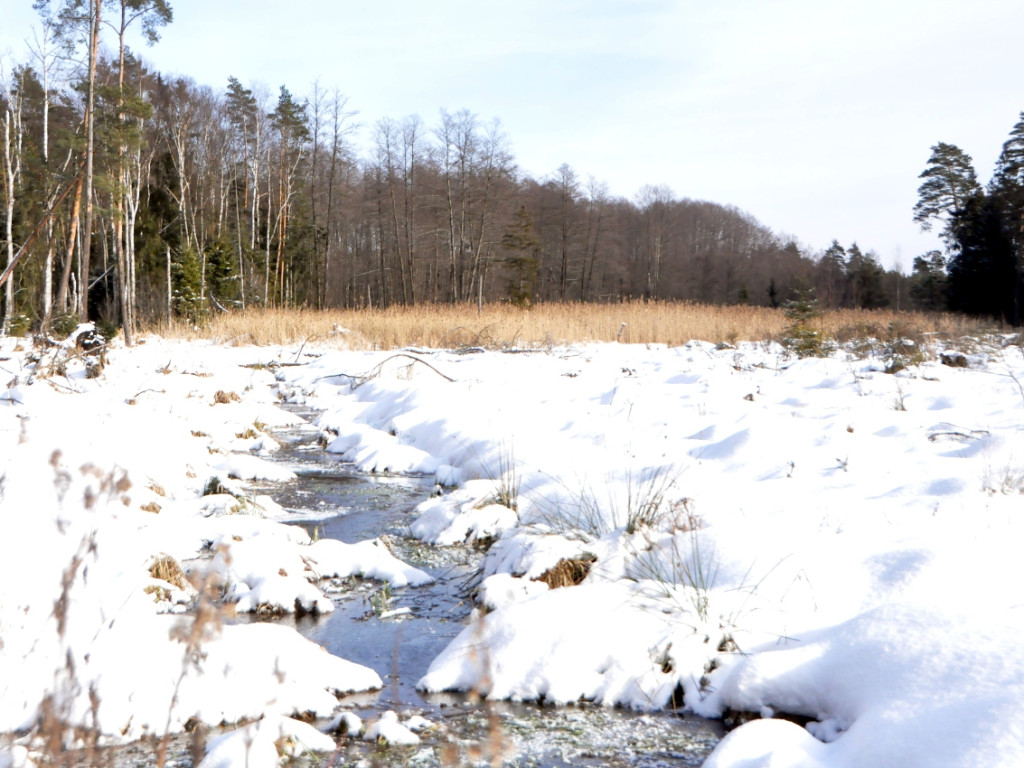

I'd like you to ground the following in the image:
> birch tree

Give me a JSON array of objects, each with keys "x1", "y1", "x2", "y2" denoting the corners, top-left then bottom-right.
[
  {"x1": 1, "y1": 64, "x2": 25, "y2": 334},
  {"x1": 554, "y1": 163, "x2": 579, "y2": 299},
  {"x1": 27, "y1": 17, "x2": 71, "y2": 327}
]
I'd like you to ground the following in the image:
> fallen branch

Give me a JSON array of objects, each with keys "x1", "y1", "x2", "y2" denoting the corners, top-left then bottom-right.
[
  {"x1": 927, "y1": 428, "x2": 989, "y2": 442},
  {"x1": 316, "y1": 353, "x2": 455, "y2": 388},
  {"x1": 126, "y1": 388, "x2": 166, "y2": 404}
]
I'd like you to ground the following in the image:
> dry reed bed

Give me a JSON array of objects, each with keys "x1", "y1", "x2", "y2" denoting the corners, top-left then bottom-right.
[{"x1": 151, "y1": 302, "x2": 1000, "y2": 350}]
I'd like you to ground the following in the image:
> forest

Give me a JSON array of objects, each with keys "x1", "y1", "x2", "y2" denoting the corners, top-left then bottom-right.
[{"x1": 2, "y1": 0, "x2": 1023, "y2": 343}]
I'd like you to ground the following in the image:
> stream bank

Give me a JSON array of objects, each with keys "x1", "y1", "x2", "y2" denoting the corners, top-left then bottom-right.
[{"x1": 251, "y1": 412, "x2": 722, "y2": 766}]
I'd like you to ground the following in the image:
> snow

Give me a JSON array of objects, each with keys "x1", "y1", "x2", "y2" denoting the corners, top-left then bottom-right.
[
  {"x1": 4, "y1": 331, "x2": 1024, "y2": 766},
  {"x1": 197, "y1": 714, "x2": 338, "y2": 768},
  {"x1": 277, "y1": 338, "x2": 1024, "y2": 766},
  {"x1": 304, "y1": 537, "x2": 434, "y2": 586},
  {"x1": 0, "y1": 337, "x2": 423, "y2": 765},
  {"x1": 362, "y1": 710, "x2": 421, "y2": 745}
]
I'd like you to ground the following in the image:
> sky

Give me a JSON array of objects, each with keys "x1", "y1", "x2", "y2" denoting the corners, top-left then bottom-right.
[{"x1": 3, "y1": 0, "x2": 1024, "y2": 270}]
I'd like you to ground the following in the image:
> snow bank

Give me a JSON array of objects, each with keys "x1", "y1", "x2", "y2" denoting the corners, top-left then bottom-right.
[
  {"x1": 7, "y1": 332, "x2": 1024, "y2": 767},
  {"x1": 362, "y1": 710, "x2": 421, "y2": 745},
  {"x1": 0, "y1": 338, "x2": 387, "y2": 756},
  {"x1": 275, "y1": 338, "x2": 1024, "y2": 767},
  {"x1": 198, "y1": 714, "x2": 338, "y2": 768},
  {"x1": 305, "y1": 537, "x2": 434, "y2": 586}
]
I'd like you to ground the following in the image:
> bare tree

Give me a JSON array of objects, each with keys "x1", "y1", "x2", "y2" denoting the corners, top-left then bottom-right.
[
  {"x1": 27, "y1": 17, "x2": 72, "y2": 327},
  {"x1": 554, "y1": 163, "x2": 579, "y2": 299},
  {"x1": 1, "y1": 62, "x2": 26, "y2": 334},
  {"x1": 636, "y1": 184, "x2": 672, "y2": 299},
  {"x1": 268, "y1": 85, "x2": 308, "y2": 305},
  {"x1": 580, "y1": 175, "x2": 608, "y2": 300}
]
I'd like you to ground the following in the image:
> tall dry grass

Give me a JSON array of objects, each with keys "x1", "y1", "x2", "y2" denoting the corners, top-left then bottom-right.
[{"x1": 147, "y1": 302, "x2": 1003, "y2": 350}]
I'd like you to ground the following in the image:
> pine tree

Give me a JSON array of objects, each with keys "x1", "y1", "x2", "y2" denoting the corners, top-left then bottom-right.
[
  {"x1": 913, "y1": 142, "x2": 981, "y2": 247},
  {"x1": 846, "y1": 243, "x2": 888, "y2": 309},
  {"x1": 991, "y1": 112, "x2": 1024, "y2": 196},
  {"x1": 818, "y1": 240, "x2": 847, "y2": 307},
  {"x1": 947, "y1": 193, "x2": 1018, "y2": 321},
  {"x1": 908, "y1": 251, "x2": 948, "y2": 311},
  {"x1": 990, "y1": 112, "x2": 1024, "y2": 321}
]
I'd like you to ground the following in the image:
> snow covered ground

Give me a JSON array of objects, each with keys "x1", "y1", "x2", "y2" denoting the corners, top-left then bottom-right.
[{"x1": 3, "y1": 327, "x2": 1024, "y2": 766}]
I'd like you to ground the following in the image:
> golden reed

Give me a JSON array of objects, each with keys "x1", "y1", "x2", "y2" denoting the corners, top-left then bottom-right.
[{"x1": 150, "y1": 301, "x2": 999, "y2": 350}]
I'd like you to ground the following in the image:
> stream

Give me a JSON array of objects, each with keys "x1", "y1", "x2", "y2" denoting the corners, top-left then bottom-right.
[{"x1": 253, "y1": 411, "x2": 723, "y2": 766}]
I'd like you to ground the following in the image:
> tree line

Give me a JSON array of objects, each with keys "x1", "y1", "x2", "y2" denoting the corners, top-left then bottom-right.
[
  {"x1": 911, "y1": 115, "x2": 1024, "y2": 325},
  {"x1": 2, "y1": 1, "x2": 959, "y2": 343}
]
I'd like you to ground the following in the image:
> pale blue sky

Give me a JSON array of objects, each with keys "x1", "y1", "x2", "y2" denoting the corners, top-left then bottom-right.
[{"x1": 4, "y1": 0, "x2": 1024, "y2": 270}]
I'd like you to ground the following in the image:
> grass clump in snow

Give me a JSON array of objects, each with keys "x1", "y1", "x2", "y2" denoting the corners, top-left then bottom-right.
[
  {"x1": 368, "y1": 582, "x2": 393, "y2": 615},
  {"x1": 539, "y1": 465, "x2": 682, "y2": 539},
  {"x1": 483, "y1": 439, "x2": 521, "y2": 513},
  {"x1": 202, "y1": 476, "x2": 230, "y2": 496},
  {"x1": 982, "y1": 460, "x2": 1024, "y2": 495},
  {"x1": 212, "y1": 390, "x2": 241, "y2": 405},
  {"x1": 149, "y1": 554, "x2": 188, "y2": 590},
  {"x1": 629, "y1": 506, "x2": 721, "y2": 624},
  {"x1": 535, "y1": 553, "x2": 597, "y2": 589}
]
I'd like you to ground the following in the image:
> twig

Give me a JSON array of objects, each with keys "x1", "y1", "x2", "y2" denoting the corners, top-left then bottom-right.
[
  {"x1": 316, "y1": 353, "x2": 456, "y2": 388},
  {"x1": 128, "y1": 388, "x2": 166, "y2": 402},
  {"x1": 46, "y1": 377, "x2": 83, "y2": 394},
  {"x1": 293, "y1": 335, "x2": 316, "y2": 364}
]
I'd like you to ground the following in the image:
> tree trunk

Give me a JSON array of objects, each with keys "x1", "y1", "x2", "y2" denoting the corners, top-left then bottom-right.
[
  {"x1": 80, "y1": 0, "x2": 101, "y2": 322},
  {"x1": 57, "y1": 177, "x2": 83, "y2": 315}
]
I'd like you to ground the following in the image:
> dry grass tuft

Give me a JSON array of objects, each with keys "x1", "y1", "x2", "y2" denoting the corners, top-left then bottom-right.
[
  {"x1": 146, "y1": 302, "x2": 1001, "y2": 350},
  {"x1": 534, "y1": 554, "x2": 597, "y2": 589},
  {"x1": 149, "y1": 554, "x2": 188, "y2": 590},
  {"x1": 212, "y1": 390, "x2": 241, "y2": 405}
]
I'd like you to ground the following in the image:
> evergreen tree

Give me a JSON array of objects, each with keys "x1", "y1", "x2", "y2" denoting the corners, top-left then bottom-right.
[
  {"x1": 846, "y1": 243, "x2": 888, "y2": 309},
  {"x1": 500, "y1": 204, "x2": 541, "y2": 307},
  {"x1": 989, "y1": 112, "x2": 1024, "y2": 319},
  {"x1": 818, "y1": 240, "x2": 847, "y2": 307},
  {"x1": 947, "y1": 192, "x2": 1018, "y2": 321},
  {"x1": 204, "y1": 238, "x2": 238, "y2": 307},
  {"x1": 908, "y1": 251, "x2": 948, "y2": 311},
  {"x1": 913, "y1": 142, "x2": 981, "y2": 247},
  {"x1": 782, "y1": 288, "x2": 828, "y2": 358},
  {"x1": 991, "y1": 112, "x2": 1024, "y2": 198}
]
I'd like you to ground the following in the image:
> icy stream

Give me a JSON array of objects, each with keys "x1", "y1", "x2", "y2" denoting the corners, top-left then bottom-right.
[{"x1": 258, "y1": 413, "x2": 723, "y2": 766}]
